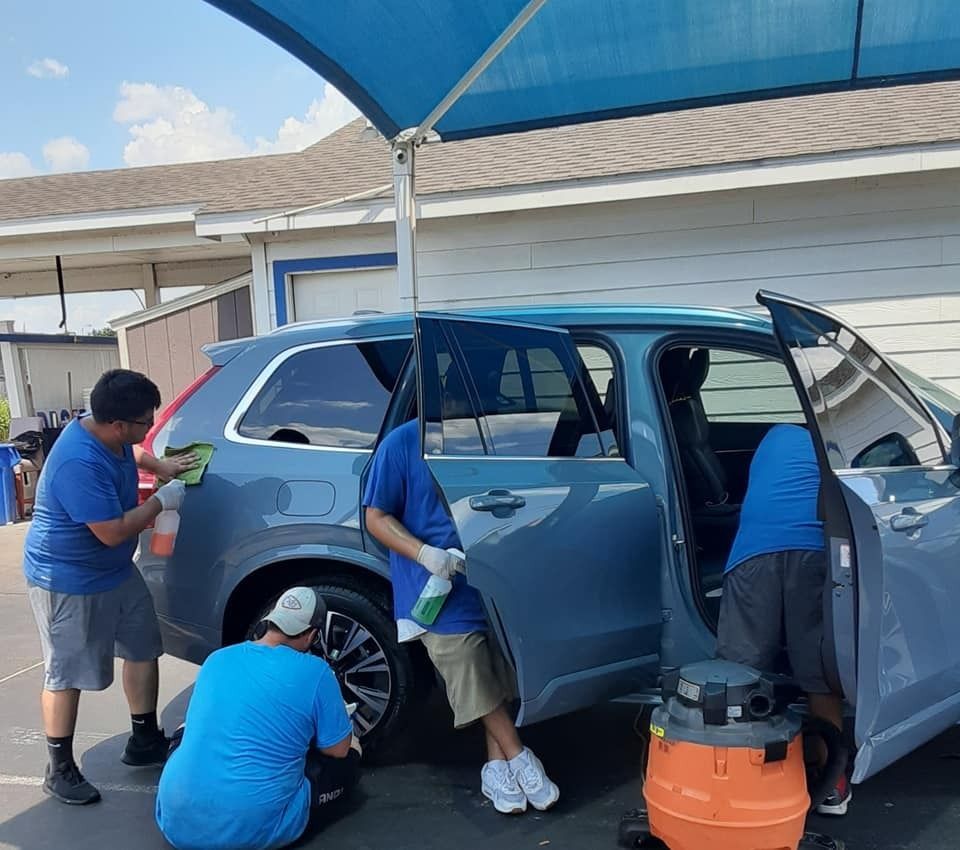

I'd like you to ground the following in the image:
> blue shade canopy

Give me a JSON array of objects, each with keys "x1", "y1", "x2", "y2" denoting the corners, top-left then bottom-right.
[{"x1": 205, "y1": 0, "x2": 960, "y2": 142}]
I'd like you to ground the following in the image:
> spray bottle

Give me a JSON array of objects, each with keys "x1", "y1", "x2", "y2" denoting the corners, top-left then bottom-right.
[
  {"x1": 150, "y1": 509, "x2": 181, "y2": 557},
  {"x1": 411, "y1": 548, "x2": 465, "y2": 625}
]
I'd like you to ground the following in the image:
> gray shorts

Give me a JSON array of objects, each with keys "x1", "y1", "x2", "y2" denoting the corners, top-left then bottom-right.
[
  {"x1": 420, "y1": 631, "x2": 518, "y2": 729},
  {"x1": 28, "y1": 568, "x2": 164, "y2": 692},
  {"x1": 716, "y1": 549, "x2": 831, "y2": 695}
]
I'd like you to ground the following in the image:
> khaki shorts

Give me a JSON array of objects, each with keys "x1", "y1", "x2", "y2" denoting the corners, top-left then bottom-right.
[
  {"x1": 28, "y1": 568, "x2": 164, "y2": 692},
  {"x1": 420, "y1": 631, "x2": 518, "y2": 728}
]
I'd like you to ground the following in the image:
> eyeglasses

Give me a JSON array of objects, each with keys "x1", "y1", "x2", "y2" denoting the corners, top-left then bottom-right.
[{"x1": 124, "y1": 418, "x2": 155, "y2": 427}]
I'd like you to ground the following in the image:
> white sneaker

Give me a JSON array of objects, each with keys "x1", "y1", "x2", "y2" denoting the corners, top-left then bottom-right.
[
  {"x1": 509, "y1": 748, "x2": 559, "y2": 812},
  {"x1": 481, "y1": 760, "x2": 527, "y2": 814}
]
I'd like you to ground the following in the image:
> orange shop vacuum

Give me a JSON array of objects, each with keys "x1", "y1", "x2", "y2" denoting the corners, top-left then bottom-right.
[{"x1": 619, "y1": 660, "x2": 845, "y2": 850}]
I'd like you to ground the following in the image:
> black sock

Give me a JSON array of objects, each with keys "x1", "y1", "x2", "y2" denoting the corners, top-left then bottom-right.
[
  {"x1": 131, "y1": 711, "x2": 159, "y2": 742},
  {"x1": 47, "y1": 735, "x2": 75, "y2": 772}
]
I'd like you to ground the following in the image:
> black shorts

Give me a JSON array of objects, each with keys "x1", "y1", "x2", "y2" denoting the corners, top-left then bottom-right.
[
  {"x1": 166, "y1": 730, "x2": 360, "y2": 845},
  {"x1": 305, "y1": 748, "x2": 360, "y2": 813},
  {"x1": 716, "y1": 549, "x2": 831, "y2": 694}
]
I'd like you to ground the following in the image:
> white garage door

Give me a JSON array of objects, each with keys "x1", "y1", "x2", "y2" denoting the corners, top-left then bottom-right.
[{"x1": 291, "y1": 267, "x2": 399, "y2": 321}]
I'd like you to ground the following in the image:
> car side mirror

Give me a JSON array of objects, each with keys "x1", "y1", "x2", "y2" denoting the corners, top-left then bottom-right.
[{"x1": 951, "y1": 413, "x2": 960, "y2": 467}]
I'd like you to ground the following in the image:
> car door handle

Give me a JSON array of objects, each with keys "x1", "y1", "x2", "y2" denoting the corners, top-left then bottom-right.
[
  {"x1": 890, "y1": 508, "x2": 929, "y2": 533},
  {"x1": 469, "y1": 490, "x2": 526, "y2": 514}
]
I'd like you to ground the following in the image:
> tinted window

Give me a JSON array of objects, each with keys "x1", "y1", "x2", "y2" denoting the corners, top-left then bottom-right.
[
  {"x1": 771, "y1": 304, "x2": 943, "y2": 470},
  {"x1": 238, "y1": 339, "x2": 409, "y2": 449},
  {"x1": 431, "y1": 329, "x2": 484, "y2": 456},
  {"x1": 444, "y1": 322, "x2": 606, "y2": 458}
]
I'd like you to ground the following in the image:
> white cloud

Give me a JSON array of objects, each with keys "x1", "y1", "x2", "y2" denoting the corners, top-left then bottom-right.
[
  {"x1": 27, "y1": 58, "x2": 69, "y2": 79},
  {"x1": 254, "y1": 86, "x2": 359, "y2": 154},
  {"x1": 114, "y1": 82, "x2": 249, "y2": 167},
  {"x1": 0, "y1": 152, "x2": 36, "y2": 179},
  {"x1": 113, "y1": 81, "x2": 358, "y2": 167},
  {"x1": 42, "y1": 136, "x2": 90, "y2": 173}
]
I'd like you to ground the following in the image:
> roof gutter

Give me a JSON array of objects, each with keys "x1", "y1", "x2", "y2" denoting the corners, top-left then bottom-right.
[{"x1": 0, "y1": 204, "x2": 201, "y2": 239}]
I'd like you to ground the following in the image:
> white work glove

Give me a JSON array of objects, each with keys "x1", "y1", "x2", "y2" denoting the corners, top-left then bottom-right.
[
  {"x1": 153, "y1": 479, "x2": 186, "y2": 511},
  {"x1": 416, "y1": 545, "x2": 465, "y2": 580}
]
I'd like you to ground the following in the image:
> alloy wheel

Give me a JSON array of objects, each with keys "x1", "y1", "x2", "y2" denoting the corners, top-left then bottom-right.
[{"x1": 315, "y1": 609, "x2": 393, "y2": 737}]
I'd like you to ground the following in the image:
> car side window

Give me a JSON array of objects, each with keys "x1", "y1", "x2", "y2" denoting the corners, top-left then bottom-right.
[
  {"x1": 441, "y1": 321, "x2": 607, "y2": 458},
  {"x1": 431, "y1": 327, "x2": 485, "y2": 456},
  {"x1": 774, "y1": 307, "x2": 944, "y2": 470},
  {"x1": 237, "y1": 338, "x2": 410, "y2": 449},
  {"x1": 578, "y1": 345, "x2": 614, "y2": 405},
  {"x1": 699, "y1": 351, "x2": 805, "y2": 424}
]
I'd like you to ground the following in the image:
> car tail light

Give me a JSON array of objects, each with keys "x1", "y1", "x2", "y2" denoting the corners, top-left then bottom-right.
[{"x1": 138, "y1": 366, "x2": 220, "y2": 506}]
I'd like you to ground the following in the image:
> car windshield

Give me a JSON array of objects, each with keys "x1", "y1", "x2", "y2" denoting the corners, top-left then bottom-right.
[{"x1": 892, "y1": 359, "x2": 960, "y2": 432}]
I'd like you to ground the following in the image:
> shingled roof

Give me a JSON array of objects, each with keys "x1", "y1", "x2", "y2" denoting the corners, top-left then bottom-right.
[{"x1": 3, "y1": 80, "x2": 960, "y2": 224}]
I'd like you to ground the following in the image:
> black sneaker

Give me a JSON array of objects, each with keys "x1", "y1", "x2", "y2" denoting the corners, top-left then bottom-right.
[
  {"x1": 816, "y1": 775, "x2": 852, "y2": 816},
  {"x1": 121, "y1": 730, "x2": 170, "y2": 767},
  {"x1": 43, "y1": 763, "x2": 101, "y2": 805}
]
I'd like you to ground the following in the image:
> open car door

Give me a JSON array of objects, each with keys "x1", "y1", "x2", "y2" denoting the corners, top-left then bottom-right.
[
  {"x1": 415, "y1": 313, "x2": 662, "y2": 726},
  {"x1": 758, "y1": 290, "x2": 960, "y2": 782}
]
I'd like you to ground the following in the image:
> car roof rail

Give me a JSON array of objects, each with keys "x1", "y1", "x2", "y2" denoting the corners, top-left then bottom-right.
[{"x1": 352, "y1": 309, "x2": 384, "y2": 316}]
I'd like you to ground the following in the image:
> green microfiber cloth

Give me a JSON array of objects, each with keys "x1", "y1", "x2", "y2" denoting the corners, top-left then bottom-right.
[{"x1": 163, "y1": 442, "x2": 215, "y2": 486}]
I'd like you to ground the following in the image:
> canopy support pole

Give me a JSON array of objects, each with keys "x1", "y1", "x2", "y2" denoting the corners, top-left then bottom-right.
[{"x1": 392, "y1": 140, "x2": 418, "y2": 313}]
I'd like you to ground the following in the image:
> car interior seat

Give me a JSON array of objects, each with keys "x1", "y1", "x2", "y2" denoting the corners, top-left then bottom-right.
[
  {"x1": 663, "y1": 348, "x2": 731, "y2": 509},
  {"x1": 661, "y1": 347, "x2": 742, "y2": 598}
]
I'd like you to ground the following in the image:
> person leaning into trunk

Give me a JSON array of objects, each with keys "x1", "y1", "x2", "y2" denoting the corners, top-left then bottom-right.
[
  {"x1": 363, "y1": 417, "x2": 559, "y2": 815},
  {"x1": 23, "y1": 369, "x2": 197, "y2": 805}
]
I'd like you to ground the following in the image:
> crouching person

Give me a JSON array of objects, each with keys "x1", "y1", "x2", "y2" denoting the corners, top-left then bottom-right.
[{"x1": 156, "y1": 587, "x2": 360, "y2": 850}]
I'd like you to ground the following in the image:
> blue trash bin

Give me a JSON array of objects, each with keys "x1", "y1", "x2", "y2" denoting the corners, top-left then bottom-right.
[{"x1": 0, "y1": 443, "x2": 23, "y2": 525}]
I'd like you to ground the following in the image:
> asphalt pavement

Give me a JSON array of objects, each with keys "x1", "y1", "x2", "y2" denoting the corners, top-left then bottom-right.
[{"x1": 1, "y1": 522, "x2": 959, "y2": 850}]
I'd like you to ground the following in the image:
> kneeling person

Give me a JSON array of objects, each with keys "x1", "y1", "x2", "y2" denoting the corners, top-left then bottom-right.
[{"x1": 156, "y1": 588, "x2": 360, "y2": 850}]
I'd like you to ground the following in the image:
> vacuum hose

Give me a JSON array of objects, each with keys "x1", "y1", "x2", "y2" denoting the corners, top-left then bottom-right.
[{"x1": 802, "y1": 716, "x2": 848, "y2": 810}]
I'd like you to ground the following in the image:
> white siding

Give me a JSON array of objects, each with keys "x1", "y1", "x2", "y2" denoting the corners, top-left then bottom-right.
[{"x1": 414, "y1": 170, "x2": 960, "y2": 396}]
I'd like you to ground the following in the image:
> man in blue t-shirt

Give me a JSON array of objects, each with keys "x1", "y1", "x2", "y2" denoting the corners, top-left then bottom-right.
[
  {"x1": 156, "y1": 587, "x2": 359, "y2": 850},
  {"x1": 364, "y1": 418, "x2": 559, "y2": 816},
  {"x1": 716, "y1": 423, "x2": 849, "y2": 815},
  {"x1": 23, "y1": 369, "x2": 195, "y2": 805}
]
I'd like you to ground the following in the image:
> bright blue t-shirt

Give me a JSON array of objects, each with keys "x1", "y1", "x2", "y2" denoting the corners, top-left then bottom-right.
[
  {"x1": 725, "y1": 424, "x2": 825, "y2": 573},
  {"x1": 23, "y1": 419, "x2": 139, "y2": 594},
  {"x1": 362, "y1": 420, "x2": 488, "y2": 635},
  {"x1": 156, "y1": 642, "x2": 352, "y2": 850}
]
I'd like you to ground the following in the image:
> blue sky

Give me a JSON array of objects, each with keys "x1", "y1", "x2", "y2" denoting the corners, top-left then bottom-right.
[
  {"x1": 1, "y1": 0, "x2": 359, "y2": 331},
  {"x1": 2, "y1": 0, "x2": 358, "y2": 174}
]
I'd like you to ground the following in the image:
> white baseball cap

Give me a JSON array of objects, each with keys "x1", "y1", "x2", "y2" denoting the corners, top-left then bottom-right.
[{"x1": 262, "y1": 587, "x2": 327, "y2": 637}]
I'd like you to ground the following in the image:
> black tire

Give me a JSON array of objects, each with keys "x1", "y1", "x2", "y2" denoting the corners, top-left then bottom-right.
[{"x1": 247, "y1": 579, "x2": 417, "y2": 757}]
